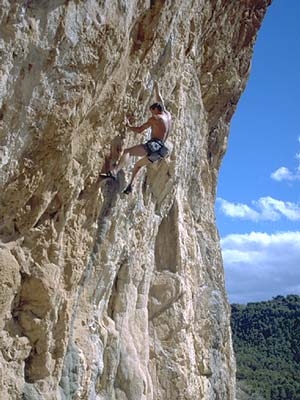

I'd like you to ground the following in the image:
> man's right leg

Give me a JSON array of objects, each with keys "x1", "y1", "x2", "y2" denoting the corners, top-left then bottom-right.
[
  {"x1": 114, "y1": 151, "x2": 129, "y2": 174},
  {"x1": 112, "y1": 144, "x2": 147, "y2": 175}
]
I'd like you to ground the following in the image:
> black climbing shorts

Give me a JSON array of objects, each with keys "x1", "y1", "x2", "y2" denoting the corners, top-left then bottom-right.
[{"x1": 143, "y1": 139, "x2": 169, "y2": 163}]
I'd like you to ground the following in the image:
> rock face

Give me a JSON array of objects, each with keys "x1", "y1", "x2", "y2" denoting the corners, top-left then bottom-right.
[{"x1": 0, "y1": 1, "x2": 271, "y2": 399}]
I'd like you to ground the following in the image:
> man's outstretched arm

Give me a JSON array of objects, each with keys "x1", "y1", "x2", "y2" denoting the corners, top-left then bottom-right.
[
  {"x1": 154, "y1": 81, "x2": 165, "y2": 109},
  {"x1": 125, "y1": 118, "x2": 152, "y2": 134}
]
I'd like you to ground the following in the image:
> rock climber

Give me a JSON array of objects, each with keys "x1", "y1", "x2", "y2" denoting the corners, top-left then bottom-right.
[{"x1": 102, "y1": 81, "x2": 172, "y2": 194}]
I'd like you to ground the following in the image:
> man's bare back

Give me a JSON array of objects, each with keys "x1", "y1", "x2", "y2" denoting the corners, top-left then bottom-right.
[{"x1": 149, "y1": 111, "x2": 172, "y2": 142}]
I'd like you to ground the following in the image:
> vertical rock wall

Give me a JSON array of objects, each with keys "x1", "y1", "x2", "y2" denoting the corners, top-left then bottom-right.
[{"x1": 0, "y1": 0, "x2": 271, "y2": 399}]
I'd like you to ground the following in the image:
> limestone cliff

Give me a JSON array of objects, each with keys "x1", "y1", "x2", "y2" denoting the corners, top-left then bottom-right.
[{"x1": 0, "y1": 1, "x2": 271, "y2": 399}]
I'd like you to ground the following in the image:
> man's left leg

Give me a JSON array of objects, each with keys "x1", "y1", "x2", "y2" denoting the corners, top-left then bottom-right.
[{"x1": 123, "y1": 156, "x2": 151, "y2": 194}]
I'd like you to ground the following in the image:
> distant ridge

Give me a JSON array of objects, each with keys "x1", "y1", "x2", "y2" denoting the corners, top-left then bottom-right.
[{"x1": 231, "y1": 295, "x2": 300, "y2": 400}]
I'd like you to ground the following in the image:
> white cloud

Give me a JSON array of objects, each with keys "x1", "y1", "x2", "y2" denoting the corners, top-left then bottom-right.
[
  {"x1": 217, "y1": 198, "x2": 260, "y2": 221},
  {"x1": 255, "y1": 197, "x2": 300, "y2": 221},
  {"x1": 270, "y1": 166, "x2": 299, "y2": 181},
  {"x1": 221, "y1": 231, "x2": 300, "y2": 304},
  {"x1": 217, "y1": 196, "x2": 300, "y2": 221},
  {"x1": 271, "y1": 138, "x2": 300, "y2": 181}
]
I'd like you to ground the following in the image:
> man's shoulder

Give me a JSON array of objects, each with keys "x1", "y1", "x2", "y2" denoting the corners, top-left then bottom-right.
[
  {"x1": 160, "y1": 111, "x2": 171, "y2": 121},
  {"x1": 148, "y1": 115, "x2": 160, "y2": 123}
]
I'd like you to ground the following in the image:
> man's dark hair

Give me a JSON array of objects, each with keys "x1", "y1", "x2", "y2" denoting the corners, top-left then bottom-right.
[{"x1": 150, "y1": 102, "x2": 164, "y2": 112}]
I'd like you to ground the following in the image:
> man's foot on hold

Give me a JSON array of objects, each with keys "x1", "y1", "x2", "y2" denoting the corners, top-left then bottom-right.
[
  {"x1": 123, "y1": 184, "x2": 132, "y2": 195},
  {"x1": 99, "y1": 171, "x2": 117, "y2": 181}
]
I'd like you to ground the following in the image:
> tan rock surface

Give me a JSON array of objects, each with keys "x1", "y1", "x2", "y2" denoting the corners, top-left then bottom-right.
[{"x1": 0, "y1": 0, "x2": 271, "y2": 399}]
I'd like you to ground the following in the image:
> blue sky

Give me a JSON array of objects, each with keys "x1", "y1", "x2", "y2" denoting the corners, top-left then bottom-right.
[{"x1": 216, "y1": 0, "x2": 300, "y2": 304}]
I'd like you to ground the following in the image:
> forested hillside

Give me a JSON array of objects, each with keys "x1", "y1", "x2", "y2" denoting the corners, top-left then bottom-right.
[{"x1": 231, "y1": 295, "x2": 300, "y2": 400}]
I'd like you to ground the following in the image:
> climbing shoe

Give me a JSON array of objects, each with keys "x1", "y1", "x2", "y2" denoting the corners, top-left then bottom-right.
[
  {"x1": 123, "y1": 184, "x2": 132, "y2": 195},
  {"x1": 99, "y1": 171, "x2": 116, "y2": 180}
]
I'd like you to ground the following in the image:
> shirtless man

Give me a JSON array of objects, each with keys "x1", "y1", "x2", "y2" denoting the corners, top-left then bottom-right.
[{"x1": 107, "y1": 81, "x2": 172, "y2": 194}]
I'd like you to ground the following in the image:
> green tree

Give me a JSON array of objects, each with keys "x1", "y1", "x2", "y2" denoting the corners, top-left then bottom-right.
[{"x1": 231, "y1": 295, "x2": 300, "y2": 400}]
